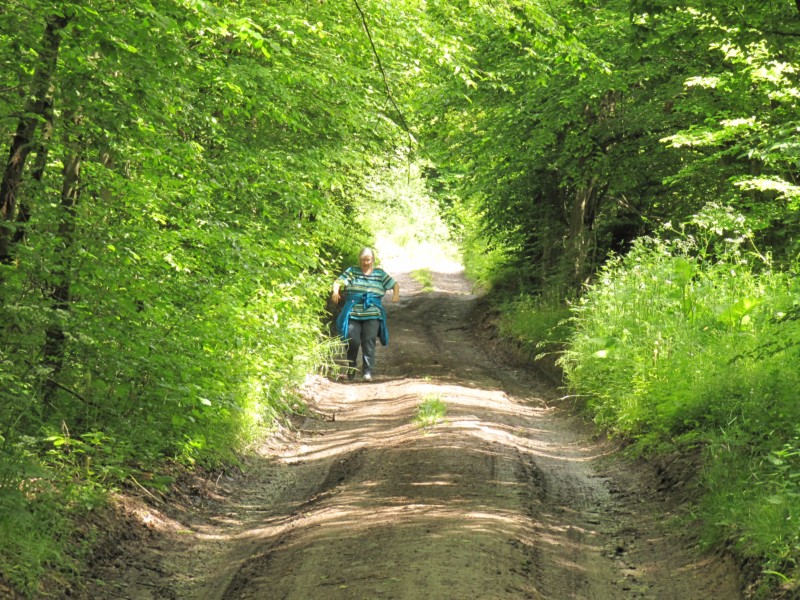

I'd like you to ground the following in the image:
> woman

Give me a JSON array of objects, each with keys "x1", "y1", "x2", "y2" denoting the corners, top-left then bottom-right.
[{"x1": 332, "y1": 247, "x2": 400, "y2": 381}]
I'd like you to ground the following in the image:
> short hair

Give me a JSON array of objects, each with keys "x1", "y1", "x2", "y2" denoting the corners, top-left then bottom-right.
[{"x1": 359, "y1": 247, "x2": 375, "y2": 259}]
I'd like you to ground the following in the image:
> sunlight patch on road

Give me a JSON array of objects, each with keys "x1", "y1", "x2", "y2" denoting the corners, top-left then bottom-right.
[
  {"x1": 236, "y1": 501, "x2": 532, "y2": 547},
  {"x1": 292, "y1": 377, "x2": 603, "y2": 468}
]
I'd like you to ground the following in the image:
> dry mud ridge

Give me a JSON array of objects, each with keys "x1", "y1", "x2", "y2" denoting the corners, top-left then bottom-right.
[{"x1": 82, "y1": 268, "x2": 744, "y2": 600}]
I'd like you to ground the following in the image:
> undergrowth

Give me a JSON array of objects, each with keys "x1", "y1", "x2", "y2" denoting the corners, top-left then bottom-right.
[
  {"x1": 557, "y1": 205, "x2": 800, "y2": 592},
  {"x1": 496, "y1": 295, "x2": 572, "y2": 359},
  {"x1": 0, "y1": 258, "x2": 341, "y2": 595}
]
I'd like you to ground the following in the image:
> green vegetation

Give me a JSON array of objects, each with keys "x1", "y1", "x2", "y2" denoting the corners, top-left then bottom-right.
[
  {"x1": 0, "y1": 0, "x2": 410, "y2": 593},
  {"x1": 558, "y1": 209, "x2": 800, "y2": 589},
  {"x1": 415, "y1": 394, "x2": 448, "y2": 428},
  {"x1": 360, "y1": 163, "x2": 459, "y2": 271},
  {"x1": 497, "y1": 297, "x2": 572, "y2": 359},
  {"x1": 2, "y1": 0, "x2": 800, "y2": 595},
  {"x1": 411, "y1": 268, "x2": 435, "y2": 292}
]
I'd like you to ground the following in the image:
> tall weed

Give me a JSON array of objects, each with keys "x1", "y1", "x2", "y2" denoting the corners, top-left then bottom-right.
[
  {"x1": 560, "y1": 204, "x2": 800, "y2": 584},
  {"x1": 560, "y1": 211, "x2": 791, "y2": 441}
]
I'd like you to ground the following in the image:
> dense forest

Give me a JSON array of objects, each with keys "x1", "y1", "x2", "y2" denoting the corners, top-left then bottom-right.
[{"x1": 1, "y1": 0, "x2": 798, "y2": 597}]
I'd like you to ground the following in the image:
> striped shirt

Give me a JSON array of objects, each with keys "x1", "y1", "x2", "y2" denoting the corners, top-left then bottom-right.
[{"x1": 337, "y1": 267, "x2": 396, "y2": 319}]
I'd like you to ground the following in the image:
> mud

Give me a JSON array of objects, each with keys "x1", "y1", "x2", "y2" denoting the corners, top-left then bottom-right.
[{"x1": 77, "y1": 267, "x2": 743, "y2": 599}]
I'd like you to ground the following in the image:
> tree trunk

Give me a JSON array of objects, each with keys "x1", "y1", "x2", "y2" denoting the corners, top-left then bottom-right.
[
  {"x1": 0, "y1": 15, "x2": 67, "y2": 265},
  {"x1": 42, "y1": 136, "x2": 82, "y2": 412},
  {"x1": 566, "y1": 177, "x2": 600, "y2": 293},
  {"x1": 11, "y1": 96, "x2": 55, "y2": 248}
]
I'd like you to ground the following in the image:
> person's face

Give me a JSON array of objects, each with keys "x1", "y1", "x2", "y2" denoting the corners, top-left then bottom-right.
[{"x1": 360, "y1": 252, "x2": 374, "y2": 270}]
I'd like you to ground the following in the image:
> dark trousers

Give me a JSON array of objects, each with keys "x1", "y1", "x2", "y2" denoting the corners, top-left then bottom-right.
[{"x1": 346, "y1": 318, "x2": 380, "y2": 374}]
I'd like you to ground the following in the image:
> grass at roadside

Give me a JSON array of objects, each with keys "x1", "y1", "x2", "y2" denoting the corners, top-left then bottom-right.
[
  {"x1": 474, "y1": 207, "x2": 800, "y2": 596},
  {"x1": 497, "y1": 296, "x2": 572, "y2": 357}
]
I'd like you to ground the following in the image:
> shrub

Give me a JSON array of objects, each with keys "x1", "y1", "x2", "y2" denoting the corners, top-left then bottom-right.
[{"x1": 559, "y1": 205, "x2": 800, "y2": 586}]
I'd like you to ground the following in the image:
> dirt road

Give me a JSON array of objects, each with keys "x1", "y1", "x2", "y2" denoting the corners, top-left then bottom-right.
[{"x1": 83, "y1": 267, "x2": 743, "y2": 599}]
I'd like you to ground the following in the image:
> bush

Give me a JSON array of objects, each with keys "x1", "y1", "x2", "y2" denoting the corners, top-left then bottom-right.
[{"x1": 559, "y1": 205, "x2": 800, "y2": 587}]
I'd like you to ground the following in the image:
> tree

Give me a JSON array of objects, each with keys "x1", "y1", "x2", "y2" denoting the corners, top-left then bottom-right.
[
  {"x1": 413, "y1": 0, "x2": 799, "y2": 295},
  {"x1": 0, "y1": 11, "x2": 67, "y2": 265}
]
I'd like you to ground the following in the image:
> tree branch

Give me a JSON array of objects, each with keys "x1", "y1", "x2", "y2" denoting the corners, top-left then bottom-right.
[
  {"x1": 46, "y1": 378, "x2": 96, "y2": 406},
  {"x1": 761, "y1": 29, "x2": 800, "y2": 37}
]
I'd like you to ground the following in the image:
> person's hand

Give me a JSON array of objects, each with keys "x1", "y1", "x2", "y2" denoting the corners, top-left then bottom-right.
[
  {"x1": 391, "y1": 293, "x2": 399, "y2": 303},
  {"x1": 331, "y1": 290, "x2": 340, "y2": 304}
]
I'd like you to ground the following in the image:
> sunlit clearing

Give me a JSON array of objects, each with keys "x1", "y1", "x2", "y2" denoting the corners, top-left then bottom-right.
[
  {"x1": 357, "y1": 162, "x2": 462, "y2": 274},
  {"x1": 379, "y1": 239, "x2": 463, "y2": 275}
]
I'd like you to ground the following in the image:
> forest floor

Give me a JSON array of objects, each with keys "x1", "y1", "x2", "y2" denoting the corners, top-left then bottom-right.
[{"x1": 76, "y1": 265, "x2": 745, "y2": 600}]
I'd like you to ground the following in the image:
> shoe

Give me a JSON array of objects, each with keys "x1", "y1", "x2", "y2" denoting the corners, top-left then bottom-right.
[
  {"x1": 363, "y1": 372, "x2": 372, "y2": 382},
  {"x1": 347, "y1": 370, "x2": 356, "y2": 381}
]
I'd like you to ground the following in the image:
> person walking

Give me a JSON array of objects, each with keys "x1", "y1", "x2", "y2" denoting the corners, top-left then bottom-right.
[{"x1": 331, "y1": 247, "x2": 400, "y2": 381}]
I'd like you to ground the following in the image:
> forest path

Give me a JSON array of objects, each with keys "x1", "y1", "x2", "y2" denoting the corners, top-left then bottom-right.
[{"x1": 83, "y1": 266, "x2": 742, "y2": 599}]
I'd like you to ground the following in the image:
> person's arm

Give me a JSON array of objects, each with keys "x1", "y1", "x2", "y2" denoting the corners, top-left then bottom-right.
[{"x1": 391, "y1": 282, "x2": 400, "y2": 303}]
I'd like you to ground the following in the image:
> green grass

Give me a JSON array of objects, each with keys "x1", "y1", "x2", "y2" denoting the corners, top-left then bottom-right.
[
  {"x1": 497, "y1": 296, "x2": 572, "y2": 355},
  {"x1": 411, "y1": 268, "x2": 435, "y2": 292},
  {"x1": 415, "y1": 394, "x2": 447, "y2": 428}
]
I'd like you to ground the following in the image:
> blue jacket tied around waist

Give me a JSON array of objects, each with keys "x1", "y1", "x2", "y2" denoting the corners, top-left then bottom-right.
[{"x1": 336, "y1": 292, "x2": 389, "y2": 346}]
